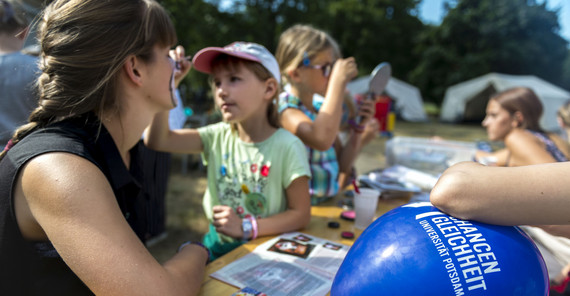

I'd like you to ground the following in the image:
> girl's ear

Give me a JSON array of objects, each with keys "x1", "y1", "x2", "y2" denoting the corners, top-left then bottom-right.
[
  {"x1": 263, "y1": 78, "x2": 278, "y2": 100},
  {"x1": 286, "y1": 67, "x2": 302, "y2": 84},
  {"x1": 123, "y1": 55, "x2": 143, "y2": 86}
]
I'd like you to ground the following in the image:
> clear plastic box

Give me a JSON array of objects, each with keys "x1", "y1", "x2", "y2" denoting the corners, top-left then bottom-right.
[{"x1": 385, "y1": 136, "x2": 476, "y2": 175}]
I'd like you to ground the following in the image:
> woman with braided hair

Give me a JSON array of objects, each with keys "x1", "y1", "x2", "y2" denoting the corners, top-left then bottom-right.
[{"x1": 0, "y1": 0, "x2": 207, "y2": 295}]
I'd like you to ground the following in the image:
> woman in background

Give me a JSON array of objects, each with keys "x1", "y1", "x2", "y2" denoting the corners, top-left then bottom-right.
[
  {"x1": 475, "y1": 87, "x2": 569, "y2": 166},
  {"x1": 432, "y1": 88, "x2": 570, "y2": 291}
]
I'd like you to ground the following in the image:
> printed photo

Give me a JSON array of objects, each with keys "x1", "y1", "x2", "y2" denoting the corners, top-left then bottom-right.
[
  {"x1": 293, "y1": 234, "x2": 312, "y2": 242},
  {"x1": 267, "y1": 239, "x2": 315, "y2": 259},
  {"x1": 323, "y1": 242, "x2": 342, "y2": 251}
]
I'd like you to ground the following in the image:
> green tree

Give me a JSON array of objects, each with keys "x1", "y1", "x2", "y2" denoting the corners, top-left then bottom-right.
[
  {"x1": 324, "y1": 0, "x2": 424, "y2": 78},
  {"x1": 162, "y1": 0, "x2": 425, "y2": 103},
  {"x1": 410, "y1": 0, "x2": 568, "y2": 105},
  {"x1": 160, "y1": 0, "x2": 241, "y2": 111},
  {"x1": 227, "y1": 0, "x2": 424, "y2": 78}
]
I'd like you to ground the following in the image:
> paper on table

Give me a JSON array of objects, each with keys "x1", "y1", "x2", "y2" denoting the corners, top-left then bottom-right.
[{"x1": 210, "y1": 232, "x2": 350, "y2": 296}]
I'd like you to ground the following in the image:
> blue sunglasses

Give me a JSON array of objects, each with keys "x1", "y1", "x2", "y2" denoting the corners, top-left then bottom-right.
[{"x1": 299, "y1": 52, "x2": 334, "y2": 78}]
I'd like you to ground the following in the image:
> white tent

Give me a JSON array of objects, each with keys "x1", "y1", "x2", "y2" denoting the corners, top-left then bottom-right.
[
  {"x1": 346, "y1": 76, "x2": 427, "y2": 122},
  {"x1": 440, "y1": 73, "x2": 570, "y2": 131}
]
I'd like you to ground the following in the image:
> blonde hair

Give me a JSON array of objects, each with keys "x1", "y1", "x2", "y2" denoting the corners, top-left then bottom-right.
[
  {"x1": 558, "y1": 100, "x2": 570, "y2": 127},
  {"x1": 210, "y1": 55, "x2": 280, "y2": 130},
  {"x1": 1, "y1": 0, "x2": 176, "y2": 160},
  {"x1": 275, "y1": 24, "x2": 341, "y2": 85}
]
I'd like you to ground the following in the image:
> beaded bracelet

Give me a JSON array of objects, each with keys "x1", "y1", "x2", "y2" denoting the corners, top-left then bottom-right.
[
  {"x1": 347, "y1": 119, "x2": 365, "y2": 133},
  {"x1": 178, "y1": 241, "x2": 210, "y2": 264}
]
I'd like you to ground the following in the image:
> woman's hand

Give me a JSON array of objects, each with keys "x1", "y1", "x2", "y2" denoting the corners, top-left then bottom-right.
[
  {"x1": 212, "y1": 205, "x2": 243, "y2": 239},
  {"x1": 169, "y1": 45, "x2": 192, "y2": 87}
]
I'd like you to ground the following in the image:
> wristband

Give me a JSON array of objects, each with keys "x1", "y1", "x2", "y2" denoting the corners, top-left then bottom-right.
[
  {"x1": 249, "y1": 216, "x2": 258, "y2": 240},
  {"x1": 178, "y1": 241, "x2": 210, "y2": 264},
  {"x1": 348, "y1": 119, "x2": 365, "y2": 133},
  {"x1": 242, "y1": 218, "x2": 253, "y2": 241}
]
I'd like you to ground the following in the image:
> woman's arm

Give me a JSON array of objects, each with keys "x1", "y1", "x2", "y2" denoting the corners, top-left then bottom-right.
[
  {"x1": 144, "y1": 45, "x2": 203, "y2": 154},
  {"x1": 279, "y1": 58, "x2": 357, "y2": 151},
  {"x1": 144, "y1": 111, "x2": 204, "y2": 154},
  {"x1": 18, "y1": 153, "x2": 207, "y2": 295},
  {"x1": 430, "y1": 161, "x2": 570, "y2": 226},
  {"x1": 475, "y1": 148, "x2": 510, "y2": 166}
]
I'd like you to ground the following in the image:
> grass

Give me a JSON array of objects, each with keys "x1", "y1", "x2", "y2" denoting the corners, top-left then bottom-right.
[{"x1": 147, "y1": 119, "x2": 489, "y2": 262}]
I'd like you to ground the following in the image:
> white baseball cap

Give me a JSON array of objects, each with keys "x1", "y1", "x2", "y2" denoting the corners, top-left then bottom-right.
[{"x1": 192, "y1": 42, "x2": 281, "y2": 84}]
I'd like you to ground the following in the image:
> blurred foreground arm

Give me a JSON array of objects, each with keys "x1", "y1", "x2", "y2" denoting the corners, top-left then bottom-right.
[{"x1": 430, "y1": 161, "x2": 570, "y2": 225}]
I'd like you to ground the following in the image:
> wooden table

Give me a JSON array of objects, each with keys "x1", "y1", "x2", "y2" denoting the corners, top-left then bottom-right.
[{"x1": 198, "y1": 194, "x2": 411, "y2": 296}]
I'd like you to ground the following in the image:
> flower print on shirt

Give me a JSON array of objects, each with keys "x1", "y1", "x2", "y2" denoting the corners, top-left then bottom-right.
[{"x1": 216, "y1": 151, "x2": 273, "y2": 218}]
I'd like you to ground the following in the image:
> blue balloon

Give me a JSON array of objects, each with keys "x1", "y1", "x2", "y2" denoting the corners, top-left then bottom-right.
[{"x1": 331, "y1": 202, "x2": 548, "y2": 296}]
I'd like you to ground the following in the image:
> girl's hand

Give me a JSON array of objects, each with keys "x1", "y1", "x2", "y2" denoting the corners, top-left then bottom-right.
[
  {"x1": 360, "y1": 117, "x2": 380, "y2": 145},
  {"x1": 169, "y1": 45, "x2": 192, "y2": 87},
  {"x1": 212, "y1": 205, "x2": 243, "y2": 239},
  {"x1": 356, "y1": 97, "x2": 376, "y2": 127},
  {"x1": 329, "y1": 57, "x2": 358, "y2": 85}
]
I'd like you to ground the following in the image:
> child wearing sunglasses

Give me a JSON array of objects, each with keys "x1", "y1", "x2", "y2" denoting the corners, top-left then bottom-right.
[{"x1": 275, "y1": 24, "x2": 375, "y2": 205}]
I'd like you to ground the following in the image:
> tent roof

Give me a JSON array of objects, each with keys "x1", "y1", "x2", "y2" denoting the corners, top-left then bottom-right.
[
  {"x1": 346, "y1": 76, "x2": 427, "y2": 122},
  {"x1": 440, "y1": 73, "x2": 570, "y2": 131}
]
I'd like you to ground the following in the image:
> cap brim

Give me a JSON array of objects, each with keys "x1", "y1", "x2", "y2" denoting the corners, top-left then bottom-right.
[{"x1": 192, "y1": 47, "x2": 261, "y2": 74}]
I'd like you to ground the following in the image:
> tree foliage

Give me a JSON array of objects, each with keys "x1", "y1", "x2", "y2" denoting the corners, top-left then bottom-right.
[
  {"x1": 158, "y1": 0, "x2": 569, "y2": 109},
  {"x1": 217, "y1": 0, "x2": 424, "y2": 77},
  {"x1": 410, "y1": 0, "x2": 568, "y2": 104}
]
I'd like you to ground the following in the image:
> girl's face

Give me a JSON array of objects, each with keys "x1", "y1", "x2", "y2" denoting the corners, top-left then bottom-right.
[
  {"x1": 212, "y1": 63, "x2": 270, "y2": 124},
  {"x1": 296, "y1": 48, "x2": 335, "y2": 97},
  {"x1": 482, "y1": 99, "x2": 518, "y2": 141}
]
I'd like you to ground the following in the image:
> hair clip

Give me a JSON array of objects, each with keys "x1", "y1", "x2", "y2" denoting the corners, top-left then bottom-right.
[
  {"x1": 1, "y1": 0, "x2": 15, "y2": 24},
  {"x1": 302, "y1": 52, "x2": 311, "y2": 66}
]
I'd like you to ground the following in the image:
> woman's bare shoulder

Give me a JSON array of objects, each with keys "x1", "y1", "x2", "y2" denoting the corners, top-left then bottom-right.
[
  {"x1": 20, "y1": 152, "x2": 111, "y2": 210},
  {"x1": 505, "y1": 129, "x2": 543, "y2": 147}
]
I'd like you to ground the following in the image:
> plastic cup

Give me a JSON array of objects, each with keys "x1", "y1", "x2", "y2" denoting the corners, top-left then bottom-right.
[{"x1": 354, "y1": 188, "x2": 380, "y2": 229}]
